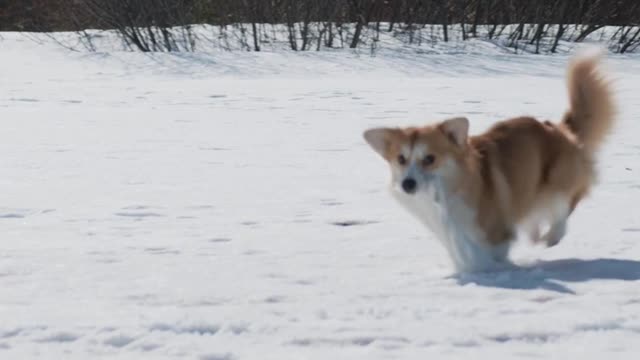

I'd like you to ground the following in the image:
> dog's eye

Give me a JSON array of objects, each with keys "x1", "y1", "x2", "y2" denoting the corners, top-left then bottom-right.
[
  {"x1": 397, "y1": 154, "x2": 407, "y2": 165},
  {"x1": 422, "y1": 154, "x2": 435, "y2": 167}
]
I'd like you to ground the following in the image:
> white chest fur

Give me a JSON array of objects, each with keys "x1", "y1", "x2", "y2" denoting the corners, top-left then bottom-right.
[{"x1": 391, "y1": 179, "x2": 507, "y2": 272}]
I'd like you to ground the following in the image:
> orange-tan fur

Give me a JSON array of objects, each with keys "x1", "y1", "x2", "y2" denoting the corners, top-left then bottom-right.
[{"x1": 363, "y1": 53, "x2": 615, "y2": 270}]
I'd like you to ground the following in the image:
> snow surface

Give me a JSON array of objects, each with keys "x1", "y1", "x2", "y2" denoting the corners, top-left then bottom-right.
[{"x1": 1, "y1": 34, "x2": 640, "y2": 359}]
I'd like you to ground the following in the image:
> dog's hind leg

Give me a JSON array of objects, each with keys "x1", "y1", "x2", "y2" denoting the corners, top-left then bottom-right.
[
  {"x1": 542, "y1": 218, "x2": 568, "y2": 247},
  {"x1": 542, "y1": 188, "x2": 589, "y2": 247},
  {"x1": 540, "y1": 195, "x2": 572, "y2": 247}
]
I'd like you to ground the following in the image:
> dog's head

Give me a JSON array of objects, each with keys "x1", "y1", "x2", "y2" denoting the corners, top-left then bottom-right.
[{"x1": 363, "y1": 117, "x2": 469, "y2": 195}]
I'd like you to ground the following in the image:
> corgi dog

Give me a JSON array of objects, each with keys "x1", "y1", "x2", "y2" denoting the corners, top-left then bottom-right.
[{"x1": 363, "y1": 53, "x2": 615, "y2": 272}]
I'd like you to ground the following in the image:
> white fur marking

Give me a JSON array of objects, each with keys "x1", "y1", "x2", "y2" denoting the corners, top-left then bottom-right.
[
  {"x1": 520, "y1": 194, "x2": 570, "y2": 246},
  {"x1": 392, "y1": 177, "x2": 503, "y2": 272}
]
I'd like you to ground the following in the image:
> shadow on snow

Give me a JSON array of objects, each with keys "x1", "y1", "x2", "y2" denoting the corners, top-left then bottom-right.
[{"x1": 456, "y1": 258, "x2": 640, "y2": 294}]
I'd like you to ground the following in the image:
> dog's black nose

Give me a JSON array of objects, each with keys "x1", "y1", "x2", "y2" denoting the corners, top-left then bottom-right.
[{"x1": 402, "y1": 178, "x2": 417, "y2": 193}]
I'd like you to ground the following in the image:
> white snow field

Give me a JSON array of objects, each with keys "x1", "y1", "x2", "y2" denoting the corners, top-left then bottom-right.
[{"x1": 2, "y1": 34, "x2": 640, "y2": 359}]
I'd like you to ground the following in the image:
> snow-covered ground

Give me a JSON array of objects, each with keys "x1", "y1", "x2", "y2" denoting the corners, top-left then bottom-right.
[{"x1": 1, "y1": 34, "x2": 640, "y2": 359}]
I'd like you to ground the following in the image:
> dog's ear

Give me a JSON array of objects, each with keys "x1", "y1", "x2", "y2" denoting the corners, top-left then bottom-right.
[
  {"x1": 439, "y1": 117, "x2": 469, "y2": 147},
  {"x1": 363, "y1": 128, "x2": 399, "y2": 159}
]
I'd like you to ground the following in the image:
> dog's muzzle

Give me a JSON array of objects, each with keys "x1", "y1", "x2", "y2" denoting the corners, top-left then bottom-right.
[{"x1": 402, "y1": 178, "x2": 417, "y2": 194}]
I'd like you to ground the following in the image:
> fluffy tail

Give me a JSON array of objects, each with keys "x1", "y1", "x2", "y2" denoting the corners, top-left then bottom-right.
[{"x1": 562, "y1": 52, "x2": 615, "y2": 154}]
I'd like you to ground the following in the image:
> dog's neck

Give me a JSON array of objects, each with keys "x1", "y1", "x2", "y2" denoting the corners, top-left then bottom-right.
[
  {"x1": 392, "y1": 173, "x2": 502, "y2": 272},
  {"x1": 440, "y1": 144, "x2": 497, "y2": 215}
]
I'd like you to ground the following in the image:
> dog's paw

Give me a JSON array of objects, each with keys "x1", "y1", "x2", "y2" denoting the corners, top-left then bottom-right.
[{"x1": 541, "y1": 227, "x2": 565, "y2": 247}]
